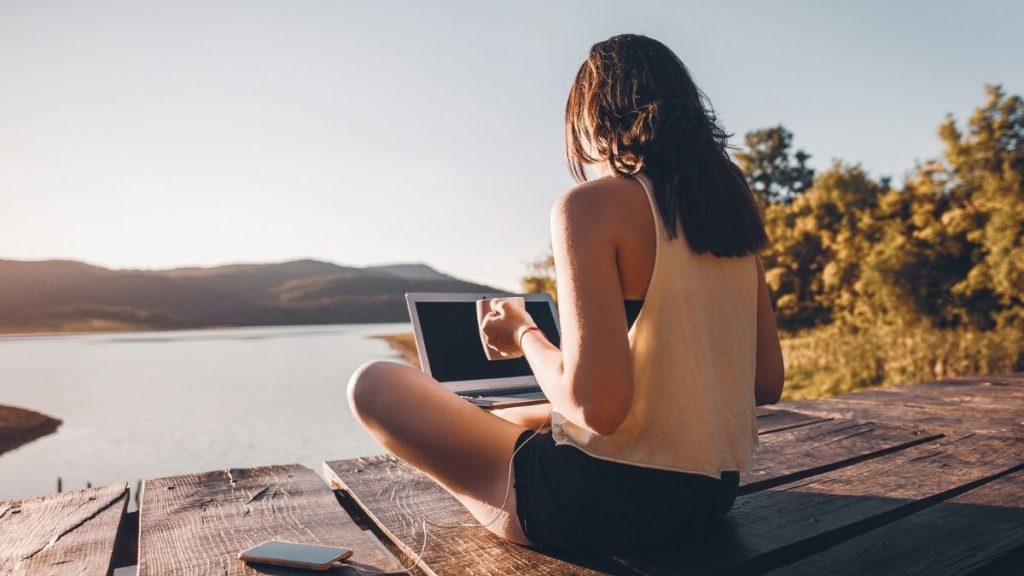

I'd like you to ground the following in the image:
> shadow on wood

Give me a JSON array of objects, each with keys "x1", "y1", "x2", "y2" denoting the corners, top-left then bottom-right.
[{"x1": 324, "y1": 415, "x2": 1024, "y2": 575}]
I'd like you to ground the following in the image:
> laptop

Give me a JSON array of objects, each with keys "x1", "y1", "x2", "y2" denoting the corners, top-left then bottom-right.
[{"x1": 405, "y1": 292, "x2": 561, "y2": 408}]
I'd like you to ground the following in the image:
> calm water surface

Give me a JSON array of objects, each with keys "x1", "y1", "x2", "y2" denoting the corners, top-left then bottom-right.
[{"x1": 0, "y1": 323, "x2": 413, "y2": 507}]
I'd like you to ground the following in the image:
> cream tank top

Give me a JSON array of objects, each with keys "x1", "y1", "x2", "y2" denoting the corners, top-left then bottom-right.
[{"x1": 550, "y1": 171, "x2": 760, "y2": 479}]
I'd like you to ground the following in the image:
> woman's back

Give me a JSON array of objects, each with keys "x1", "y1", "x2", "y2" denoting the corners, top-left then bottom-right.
[{"x1": 551, "y1": 171, "x2": 760, "y2": 479}]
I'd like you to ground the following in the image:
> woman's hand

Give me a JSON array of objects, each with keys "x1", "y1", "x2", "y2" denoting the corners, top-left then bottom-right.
[{"x1": 479, "y1": 297, "x2": 539, "y2": 358}]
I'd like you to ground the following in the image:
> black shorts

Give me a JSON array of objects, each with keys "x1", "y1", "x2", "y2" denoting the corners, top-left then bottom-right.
[{"x1": 512, "y1": 429, "x2": 740, "y2": 554}]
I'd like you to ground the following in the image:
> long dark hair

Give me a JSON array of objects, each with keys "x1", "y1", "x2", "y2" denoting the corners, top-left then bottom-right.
[{"x1": 565, "y1": 34, "x2": 767, "y2": 257}]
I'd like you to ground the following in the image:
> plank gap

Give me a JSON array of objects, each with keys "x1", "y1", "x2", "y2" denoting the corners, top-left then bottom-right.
[
  {"x1": 733, "y1": 459, "x2": 1024, "y2": 575},
  {"x1": 740, "y1": 432, "x2": 945, "y2": 495},
  {"x1": 759, "y1": 417, "x2": 835, "y2": 435},
  {"x1": 110, "y1": 509, "x2": 138, "y2": 569},
  {"x1": 325, "y1": 472, "x2": 431, "y2": 576}
]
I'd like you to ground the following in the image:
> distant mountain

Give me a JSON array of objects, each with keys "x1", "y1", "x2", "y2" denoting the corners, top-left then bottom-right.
[
  {"x1": 0, "y1": 258, "x2": 502, "y2": 332},
  {"x1": 364, "y1": 263, "x2": 451, "y2": 281}
]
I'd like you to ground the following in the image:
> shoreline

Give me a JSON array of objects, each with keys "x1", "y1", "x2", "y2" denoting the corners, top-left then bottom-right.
[
  {"x1": 0, "y1": 320, "x2": 214, "y2": 337},
  {"x1": 0, "y1": 320, "x2": 413, "y2": 338},
  {"x1": 374, "y1": 333, "x2": 420, "y2": 369},
  {"x1": 0, "y1": 404, "x2": 62, "y2": 457}
]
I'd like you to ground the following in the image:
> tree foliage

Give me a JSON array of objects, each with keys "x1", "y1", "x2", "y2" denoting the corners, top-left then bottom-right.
[
  {"x1": 754, "y1": 85, "x2": 1024, "y2": 335},
  {"x1": 761, "y1": 162, "x2": 888, "y2": 328},
  {"x1": 734, "y1": 126, "x2": 815, "y2": 204}
]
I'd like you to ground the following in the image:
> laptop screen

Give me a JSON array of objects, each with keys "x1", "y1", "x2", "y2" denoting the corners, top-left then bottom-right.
[{"x1": 414, "y1": 299, "x2": 561, "y2": 384}]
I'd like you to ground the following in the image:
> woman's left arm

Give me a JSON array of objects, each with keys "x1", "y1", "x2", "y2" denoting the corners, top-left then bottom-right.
[{"x1": 519, "y1": 182, "x2": 634, "y2": 436}]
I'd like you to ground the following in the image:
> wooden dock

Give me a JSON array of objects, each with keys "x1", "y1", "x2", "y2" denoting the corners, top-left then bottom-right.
[{"x1": 2, "y1": 373, "x2": 1023, "y2": 575}]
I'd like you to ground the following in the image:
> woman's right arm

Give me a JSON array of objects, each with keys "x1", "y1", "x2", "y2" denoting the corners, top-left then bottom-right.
[{"x1": 754, "y1": 254, "x2": 785, "y2": 405}]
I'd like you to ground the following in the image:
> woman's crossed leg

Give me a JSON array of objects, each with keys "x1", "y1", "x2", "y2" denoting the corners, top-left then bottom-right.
[{"x1": 346, "y1": 359, "x2": 532, "y2": 545}]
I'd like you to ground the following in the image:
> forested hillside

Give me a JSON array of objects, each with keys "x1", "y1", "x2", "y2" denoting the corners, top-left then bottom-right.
[{"x1": 0, "y1": 259, "x2": 499, "y2": 333}]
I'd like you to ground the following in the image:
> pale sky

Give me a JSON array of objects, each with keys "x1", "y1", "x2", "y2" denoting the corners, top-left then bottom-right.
[{"x1": 2, "y1": 1, "x2": 1022, "y2": 292}]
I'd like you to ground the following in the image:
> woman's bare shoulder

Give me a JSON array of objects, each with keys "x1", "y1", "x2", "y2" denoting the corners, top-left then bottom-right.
[{"x1": 551, "y1": 175, "x2": 645, "y2": 224}]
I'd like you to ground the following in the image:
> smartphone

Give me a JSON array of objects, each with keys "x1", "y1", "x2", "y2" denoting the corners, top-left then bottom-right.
[{"x1": 238, "y1": 540, "x2": 353, "y2": 571}]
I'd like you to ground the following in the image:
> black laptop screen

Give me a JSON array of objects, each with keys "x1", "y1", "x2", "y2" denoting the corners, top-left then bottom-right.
[{"x1": 415, "y1": 300, "x2": 561, "y2": 383}]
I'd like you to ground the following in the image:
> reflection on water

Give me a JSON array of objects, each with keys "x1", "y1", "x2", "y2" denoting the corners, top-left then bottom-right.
[{"x1": 0, "y1": 323, "x2": 412, "y2": 508}]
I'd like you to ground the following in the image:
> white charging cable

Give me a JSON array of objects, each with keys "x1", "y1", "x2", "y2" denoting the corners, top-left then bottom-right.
[{"x1": 343, "y1": 412, "x2": 551, "y2": 575}]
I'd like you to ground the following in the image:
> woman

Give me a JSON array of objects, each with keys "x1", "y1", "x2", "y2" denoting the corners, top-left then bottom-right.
[{"x1": 347, "y1": 33, "x2": 785, "y2": 554}]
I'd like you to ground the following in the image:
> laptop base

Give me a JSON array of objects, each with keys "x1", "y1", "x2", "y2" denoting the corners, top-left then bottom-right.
[{"x1": 464, "y1": 390, "x2": 548, "y2": 409}]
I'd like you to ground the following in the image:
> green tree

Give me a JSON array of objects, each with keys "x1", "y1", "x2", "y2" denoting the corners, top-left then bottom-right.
[
  {"x1": 855, "y1": 85, "x2": 1024, "y2": 332},
  {"x1": 735, "y1": 126, "x2": 815, "y2": 204},
  {"x1": 805, "y1": 164, "x2": 887, "y2": 326},
  {"x1": 761, "y1": 162, "x2": 885, "y2": 330},
  {"x1": 940, "y1": 85, "x2": 1024, "y2": 329},
  {"x1": 858, "y1": 162, "x2": 976, "y2": 329}
]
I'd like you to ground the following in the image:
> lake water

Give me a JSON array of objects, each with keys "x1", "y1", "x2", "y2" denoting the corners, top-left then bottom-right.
[{"x1": 0, "y1": 323, "x2": 413, "y2": 508}]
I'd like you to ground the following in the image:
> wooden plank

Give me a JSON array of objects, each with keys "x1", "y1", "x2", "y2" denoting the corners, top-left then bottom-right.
[
  {"x1": 743, "y1": 419, "x2": 942, "y2": 493},
  {"x1": 614, "y1": 433, "x2": 1024, "y2": 575},
  {"x1": 873, "y1": 373, "x2": 1024, "y2": 390},
  {"x1": 761, "y1": 467, "x2": 1024, "y2": 575},
  {"x1": 0, "y1": 483, "x2": 128, "y2": 575},
  {"x1": 755, "y1": 408, "x2": 831, "y2": 434},
  {"x1": 322, "y1": 419, "x2": 937, "y2": 574},
  {"x1": 971, "y1": 544, "x2": 1024, "y2": 576},
  {"x1": 774, "y1": 375, "x2": 1024, "y2": 438},
  {"x1": 845, "y1": 378, "x2": 1024, "y2": 408},
  {"x1": 138, "y1": 464, "x2": 403, "y2": 575},
  {"x1": 323, "y1": 457, "x2": 627, "y2": 576},
  {"x1": 775, "y1": 396, "x2": 1024, "y2": 437}
]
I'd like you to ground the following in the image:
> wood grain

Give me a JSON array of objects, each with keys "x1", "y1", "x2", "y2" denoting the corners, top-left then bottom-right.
[
  {"x1": 743, "y1": 418, "x2": 942, "y2": 493},
  {"x1": 761, "y1": 467, "x2": 1024, "y2": 575},
  {"x1": 755, "y1": 408, "x2": 832, "y2": 434},
  {"x1": 776, "y1": 397, "x2": 1024, "y2": 437},
  {"x1": 323, "y1": 457, "x2": 627, "y2": 576},
  {"x1": 616, "y1": 433, "x2": 1024, "y2": 575},
  {"x1": 138, "y1": 464, "x2": 403, "y2": 576},
  {"x1": 842, "y1": 376, "x2": 1024, "y2": 408},
  {"x1": 323, "y1": 417, "x2": 928, "y2": 573},
  {"x1": 0, "y1": 483, "x2": 128, "y2": 575},
  {"x1": 775, "y1": 375, "x2": 1024, "y2": 437}
]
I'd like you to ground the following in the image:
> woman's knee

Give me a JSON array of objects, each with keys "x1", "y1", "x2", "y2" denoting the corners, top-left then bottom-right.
[{"x1": 347, "y1": 360, "x2": 405, "y2": 420}]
